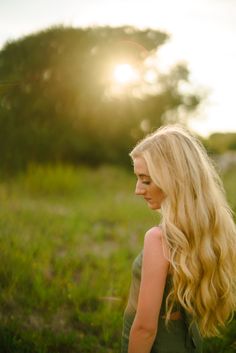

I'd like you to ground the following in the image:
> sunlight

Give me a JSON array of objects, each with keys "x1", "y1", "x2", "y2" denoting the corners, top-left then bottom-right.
[
  {"x1": 113, "y1": 63, "x2": 139, "y2": 84},
  {"x1": 106, "y1": 59, "x2": 163, "y2": 99},
  {"x1": 144, "y1": 69, "x2": 157, "y2": 84}
]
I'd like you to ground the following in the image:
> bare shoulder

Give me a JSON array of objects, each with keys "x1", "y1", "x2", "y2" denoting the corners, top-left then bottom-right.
[
  {"x1": 144, "y1": 226, "x2": 170, "y2": 261},
  {"x1": 144, "y1": 226, "x2": 164, "y2": 248},
  {"x1": 145, "y1": 226, "x2": 163, "y2": 240}
]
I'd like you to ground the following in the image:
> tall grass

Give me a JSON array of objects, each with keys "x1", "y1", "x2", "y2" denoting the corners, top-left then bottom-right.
[
  {"x1": 0, "y1": 164, "x2": 158, "y2": 352},
  {"x1": 0, "y1": 164, "x2": 235, "y2": 352}
]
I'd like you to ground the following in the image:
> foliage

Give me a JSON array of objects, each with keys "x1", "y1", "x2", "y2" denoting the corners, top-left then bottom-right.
[
  {"x1": 0, "y1": 26, "x2": 202, "y2": 172},
  {"x1": 203, "y1": 133, "x2": 236, "y2": 154},
  {"x1": 0, "y1": 164, "x2": 154, "y2": 352},
  {"x1": 0, "y1": 164, "x2": 235, "y2": 352}
]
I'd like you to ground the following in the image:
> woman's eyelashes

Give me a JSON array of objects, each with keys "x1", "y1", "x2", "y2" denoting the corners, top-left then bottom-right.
[
  {"x1": 134, "y1": 175, "x2": 151, "y2": 185},
  {"x1": 142, "y1": 180, "x2": 151, "y2": 185}
]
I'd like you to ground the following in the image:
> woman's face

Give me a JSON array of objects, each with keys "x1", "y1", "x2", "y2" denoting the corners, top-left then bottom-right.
[{"x1": 133, "y1": 157, "x2": 165, "y2": 210}]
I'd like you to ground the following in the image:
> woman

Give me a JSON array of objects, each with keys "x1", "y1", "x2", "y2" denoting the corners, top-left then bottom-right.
[{"x1": 121, "y1": 124, "x2": 236, "y2": 353}]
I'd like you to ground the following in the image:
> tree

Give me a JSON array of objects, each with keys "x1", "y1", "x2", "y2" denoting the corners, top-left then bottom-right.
[
  {"x1": 0, "y1": 25, "x2": 202, "y2": 172},
  {"x1": 203, "y1": 133, "x2": 236, "y2": 154}
]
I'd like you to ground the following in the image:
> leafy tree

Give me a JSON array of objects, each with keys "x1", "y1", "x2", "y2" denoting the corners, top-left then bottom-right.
[
  {"x1": 203, "y1": 133, "x2": 236, "y2": 154},
  {"x1": 0, "y1": 25, "x2": 202, "y2": 172}
]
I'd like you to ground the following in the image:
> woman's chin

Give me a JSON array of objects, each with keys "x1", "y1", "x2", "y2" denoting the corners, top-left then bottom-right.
[{"x1": 147, "y1": 202, "x2": 158, "y2": 210}]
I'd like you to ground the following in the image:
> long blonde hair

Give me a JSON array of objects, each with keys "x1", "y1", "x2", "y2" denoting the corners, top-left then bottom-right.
[{"x1": 130, "y1": 124, "x2": 236, "y2": 337}]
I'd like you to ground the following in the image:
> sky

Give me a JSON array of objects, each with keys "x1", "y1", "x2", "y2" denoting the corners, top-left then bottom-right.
[{"x1": 0, "y1": 0, "x2": 236, "y2": 137}]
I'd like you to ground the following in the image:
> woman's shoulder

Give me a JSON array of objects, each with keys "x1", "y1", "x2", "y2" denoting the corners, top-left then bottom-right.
[
  {"x1": 145, "y1": 226, "x2": 163, "y2": 239},
  {"x1": 144, "y1": 226, "x2": 170, "y2": 264}
]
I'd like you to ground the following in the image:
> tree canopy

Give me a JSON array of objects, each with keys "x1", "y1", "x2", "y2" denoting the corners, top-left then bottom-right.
[{"x1": 0, "y1": 25, "x2": 202, "y2": 172}]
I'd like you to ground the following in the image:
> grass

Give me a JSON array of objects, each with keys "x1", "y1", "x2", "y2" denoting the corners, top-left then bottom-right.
[
  {"x1": 0, "y1": 164, "x2": 157, "y2": 353},
  {"x1": 0, "y1": 163, "x2": 235, "y2": 353}
]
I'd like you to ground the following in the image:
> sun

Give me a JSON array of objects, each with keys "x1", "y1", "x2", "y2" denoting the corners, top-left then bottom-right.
[{"x1": 113, "y1": 63, "x2": 139, "y2": 84}]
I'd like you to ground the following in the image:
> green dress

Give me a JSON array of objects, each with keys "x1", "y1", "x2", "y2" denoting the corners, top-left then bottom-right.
[{"x1": 121, "y1": 251, "x2": 203, "y2": 353}]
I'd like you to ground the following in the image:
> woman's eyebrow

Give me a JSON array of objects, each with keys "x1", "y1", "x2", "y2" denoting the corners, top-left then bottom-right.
[{"x1": 135, "y1": 173, "x2": 150, "y2": 177}]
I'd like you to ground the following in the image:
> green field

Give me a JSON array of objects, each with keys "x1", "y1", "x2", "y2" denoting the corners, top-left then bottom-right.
[{"x1": 0, "y1": 164, "x2": 235, "y2": 353}]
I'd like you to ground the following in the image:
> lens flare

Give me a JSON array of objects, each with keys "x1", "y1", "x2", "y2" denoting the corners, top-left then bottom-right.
[{"x1": 113, "y1": 64, "x2": 139, "y2": 84}]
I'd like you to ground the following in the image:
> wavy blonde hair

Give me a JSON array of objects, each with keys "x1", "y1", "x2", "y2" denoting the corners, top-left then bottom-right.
[{"x1": 130, "y1": 124, "x2": 236, "y2": 337}]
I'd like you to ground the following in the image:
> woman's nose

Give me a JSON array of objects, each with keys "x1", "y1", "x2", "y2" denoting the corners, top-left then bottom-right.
[{"x1": 135, "y1": 181, "x2": 145, "y2": 195}]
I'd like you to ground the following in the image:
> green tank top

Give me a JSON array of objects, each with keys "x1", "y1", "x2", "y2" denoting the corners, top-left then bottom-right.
[{"x1": 121, "y1": 251, "x2": 203, "y2": 353}]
